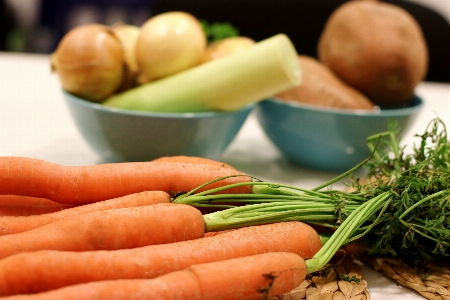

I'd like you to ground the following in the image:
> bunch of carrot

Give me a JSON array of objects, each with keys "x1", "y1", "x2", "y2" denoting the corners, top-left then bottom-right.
[
  {"x1": 0, "y1": 155, "x2": 330, "y2": 299},
  {"x1": 4, "y1": 119, "x2": 446, "y2": 298}
]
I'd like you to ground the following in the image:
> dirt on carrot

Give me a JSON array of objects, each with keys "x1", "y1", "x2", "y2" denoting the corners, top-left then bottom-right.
[{"x1": 0, "y1": 157, "x2": 252, "y2": 205}]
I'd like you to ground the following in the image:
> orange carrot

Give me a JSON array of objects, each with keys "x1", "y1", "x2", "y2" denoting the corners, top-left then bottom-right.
[
  {"x1": 0, "y1": 157, "x2": 251, "y2": 205},
  {"x1": 0, "y1": 195, "x2": 74, "y2": 216},
  {"x1": 0, "y1": 204, "x2": 74, "y2": 216},
  {"x1": 0, "y1": 221, "x2": 321, "y2": 295},
  {"x1": 0, "y1": 195, "x2": 64, "y2": 206},
  {"x1": 0, "y1": 203, "x2": 204, "y2": 260},
  {"x1": 202, "y1": 229, "x2": 235, "y2": 237},
  {"x1": 1, "y1": 252, "x2": 306, "y2": 300},
  {"x1": 152, "y1": 155, "x2": 235, "y2": 169},
  {"x1": 0, "y1": 191, "x2": 170, "y2": 235}
]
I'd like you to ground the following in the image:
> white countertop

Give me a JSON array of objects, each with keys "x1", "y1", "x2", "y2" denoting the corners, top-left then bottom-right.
[{"x1": 1, "y1": 52, "x2": 450, "y2": 299}]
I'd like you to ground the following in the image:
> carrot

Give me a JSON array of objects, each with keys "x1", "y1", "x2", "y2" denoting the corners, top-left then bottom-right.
[
  {"x1": 0, "y1": 195, "x2": 64, "y2": 206},
  {"x1": 0, "y1": 203, "x2": 204, "y2": 260},
  {"x1": 202, "y1": 229, "x2": 235, "y2": 237},
  {"x1": 0, "y1": 191, "x2": 170, "y2": 235},
  {"x1": 0, "y1": 157, "x2": 251, "y2": 205},
  {"x1": 1, "y1": 252, "x2": 306, "y2": 300},
  {"x1": 0, "y1": 204, "x2": 74, "y2": 216},
  {"x1": 0, "y1": 221, "x2": 321, "y2": 295},
  {"x1": 151, "y1": 155, "x2": 235, "y2": 169},
  {"x1": 0, "y1": 195, "x2": 74, "y2": 216}
]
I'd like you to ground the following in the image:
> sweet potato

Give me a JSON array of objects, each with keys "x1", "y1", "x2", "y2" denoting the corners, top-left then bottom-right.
[
  {"x1": 200, "y1": 36, "x2": 256, "y2": 63},
  {"x1": 317, "y1": 1, "x2": 428, "y2": 107},
  {"x1": 276, "y1": 55, "x2": 375, "y2": 110}
]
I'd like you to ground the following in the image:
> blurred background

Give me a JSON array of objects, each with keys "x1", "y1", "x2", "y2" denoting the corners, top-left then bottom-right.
[
  {"x1": 1, "y1": 0, "x2": 449, "y2": 82},
  {"x1": 1, "y1": 0, "x2": 153, "y2": 53}
]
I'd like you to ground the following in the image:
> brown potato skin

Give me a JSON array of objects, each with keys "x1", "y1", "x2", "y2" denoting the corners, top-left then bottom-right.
[
  {"x1": 317, "y1": 1, "x2": 428, "y2": 107},
  {"x1": 276, "y1": 55, "x2": 375, "y2": 110}
]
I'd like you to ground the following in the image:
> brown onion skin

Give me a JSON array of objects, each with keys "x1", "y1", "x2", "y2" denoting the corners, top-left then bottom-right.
[{"x1": 52, "y1": 24, "x2": 125, "y2": 102}]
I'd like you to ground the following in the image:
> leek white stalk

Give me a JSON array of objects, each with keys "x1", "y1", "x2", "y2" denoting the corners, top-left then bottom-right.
[{"x1": 102, "y1": 34, "x2": 301, "y2": 112}]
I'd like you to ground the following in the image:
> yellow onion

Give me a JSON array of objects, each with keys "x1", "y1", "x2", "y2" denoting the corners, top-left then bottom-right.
[
  {"x1": 200, "y1": 36, "x2": 256, "y2": 64},
  {"x1": 135, "y1": 11, "x2": 207, "y2": 82},
  {"x1": 111, "y1": 24, "x2": 140, "y2": 90},
  {"x1": 52, "y1": 24, "x2": 125, "y2": 102}
]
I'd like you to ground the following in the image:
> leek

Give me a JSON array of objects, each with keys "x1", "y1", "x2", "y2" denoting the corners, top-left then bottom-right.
[{"x1": 102, "y1": 34, "x2": 301, "y2": 112}]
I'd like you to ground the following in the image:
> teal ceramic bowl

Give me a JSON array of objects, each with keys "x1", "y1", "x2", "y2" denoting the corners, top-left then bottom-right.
[
  {"x1": 64, "y1": 92, "x2": 253, "y2": 162},
  {"x1": 255, "y1": 96, "x2": 424, "y2": 172}
]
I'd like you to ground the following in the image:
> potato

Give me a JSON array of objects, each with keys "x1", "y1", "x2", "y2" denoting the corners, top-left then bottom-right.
[
  {"x1": 276, "y1": 55, "x2": 375, "y2": 110},
  {"x1": 317, "y1": 1, "x2": 428, "y2": 107}
]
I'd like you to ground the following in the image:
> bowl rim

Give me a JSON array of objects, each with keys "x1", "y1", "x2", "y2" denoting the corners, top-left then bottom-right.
[
  {"x1": 264, "y1": 95, "x2": 424, "y2": 117},
  {"x1": 63, "y1": 91, "x2": 255, "y2": 118}
]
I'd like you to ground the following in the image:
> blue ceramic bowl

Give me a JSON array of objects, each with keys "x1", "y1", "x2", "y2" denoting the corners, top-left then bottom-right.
[
  {"x1": 64, "y1": 92, "x2": 253, "y2": 162},
  {"x1": 255, "y1": 96, "x2": 424, "y2": 172}
]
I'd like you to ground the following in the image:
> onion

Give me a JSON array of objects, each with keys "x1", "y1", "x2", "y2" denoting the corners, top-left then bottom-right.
[
  {"x1": 111, "y1": 24, "x2": 141, "y2": 90},
  {"x1": 200, "y1": 36, "x2": 256, "y2": 64},
  {"x1": 135, "y1": 11, "x2": 207, "y2": 82},
  {"x1": 52, "y1": 24, "x2": 125, "y2": 102}
]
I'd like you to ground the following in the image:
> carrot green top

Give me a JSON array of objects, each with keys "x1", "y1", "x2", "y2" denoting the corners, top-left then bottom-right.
[{"x1": 174, "y1": 118, "x2": 450, "y2": 268}]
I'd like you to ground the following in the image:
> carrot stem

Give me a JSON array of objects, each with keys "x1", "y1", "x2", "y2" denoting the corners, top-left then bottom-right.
[
  {"x1": 175, "y1": 192, "x2": 360, "y2": 207},
  {"x1": 202, "y1": 201, "x2": 356, "y2": 232},
  {"x1": 311, "y1": 153, "x2": 373, "y2": 191},
  {"x1": 305, "y1": 192, "x2": 391, "y2": 274},
  {"x1": 175, "y1": 177, "x2": 337, "y2": 200},
  {"x1": 199, "y1": 191, "x2": 391, "y2": 273}
]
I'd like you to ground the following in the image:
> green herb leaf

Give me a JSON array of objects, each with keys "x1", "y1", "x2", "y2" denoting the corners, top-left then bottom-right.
[{"x1": 200, "y1": 19, "x2": 239, "y2": 43}]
